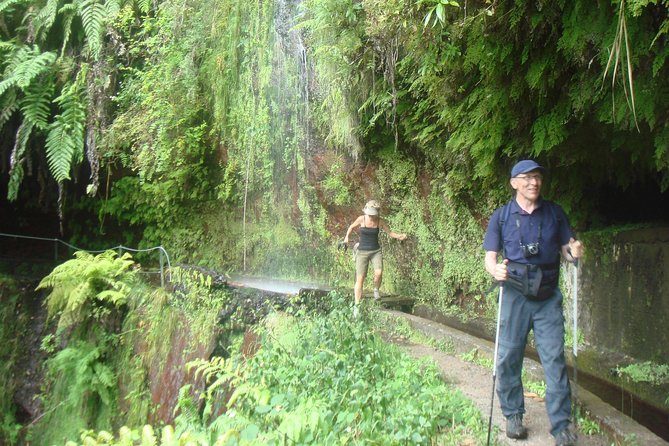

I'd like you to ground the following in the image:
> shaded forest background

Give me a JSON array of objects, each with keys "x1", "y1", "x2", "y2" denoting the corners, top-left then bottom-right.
[{"x1": 2, "y1": 0, "x2": 669, "y2": 307}]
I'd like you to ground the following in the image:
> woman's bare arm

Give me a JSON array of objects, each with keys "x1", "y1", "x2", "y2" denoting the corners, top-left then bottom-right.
[
  {"x1": 379, "y1": 219, "x2": 407, "y2": 240},
  {"x1": 344, "y1": 215, "x2": 364, "y2": 242}
]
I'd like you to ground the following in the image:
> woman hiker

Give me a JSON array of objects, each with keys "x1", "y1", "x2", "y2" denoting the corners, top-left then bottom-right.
[{"x1": 344, "y1": 200, "x2": 407, "y2": 315}]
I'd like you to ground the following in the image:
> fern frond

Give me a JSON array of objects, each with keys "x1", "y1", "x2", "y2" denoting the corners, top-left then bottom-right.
[
  {"x1": 12, "y1": 47, "x2": 57, "y2": 89},
  {"x1": 104, "y1": 0, "x2": 121, "y2": 18},
  {"x1": 80, "y1": 0, "x2": 107, "y2": 60},
  {"x1": 0, "y1": 40, "x2": 19, "y2": 59},
  {"x1": 20, "y1": 78, "x2": 54, "y2": 130},
  {"x1": 33, "y1": 0, "x2": 61, "y2": 41},
  {"x1": 0, "y1": 0, "x2": 27, "y2": 15},
  {"x1": 141, "y1": 425, "x2": 158, "y2": 446},
  {"x1": 7, "y1": 120, "x2": 32, "y2": 200},
  {"x1": 8, "y1": 118, "x2": 34, "y2": 169},
  {"x1": 0, "y1": 78, "x2": 18, "y2": 98},
  {"x1": 45, "y1": 119, "x2": 77, "y2": 182},
  {"x1": 37, "y1": 250, "x2": 136, "y2": 331},
  {"x1": 59, "y1": 6, "x2": 76, "y2": 56},
  {"x1": 0, "y1": 89, "x2": 19, "y2": 127},
  {"x1": 47, "y1": 340, "x2": 116, "y2": 412},
  {"x1": 2, "y1": 43, "x2": 29, "y2": 73},
  {"x1": 7, "y1": 164, "x2": 24, "y2": 201},
  {"x1": 45, "y1": 78, "x2": 86, "y2": 182},
  {"x1": 136, "y1": 0, "x2": 150, "y2": 15},
  {"x1": 1, "y1": 45, "x2": 56, "y2": 100}
]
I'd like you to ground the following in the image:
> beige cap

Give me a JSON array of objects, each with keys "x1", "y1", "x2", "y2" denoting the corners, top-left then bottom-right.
[{"x1": 363, "y1": 200, "x2": 380, "y2": 215}]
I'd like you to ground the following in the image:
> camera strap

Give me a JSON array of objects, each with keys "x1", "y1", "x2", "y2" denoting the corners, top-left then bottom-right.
[
  {"x1": 498, "y1": 199, "x2": 561, "y2": 248},
  {"x1": 515, "y1": 214, "x2": 542, "y2": 246}
]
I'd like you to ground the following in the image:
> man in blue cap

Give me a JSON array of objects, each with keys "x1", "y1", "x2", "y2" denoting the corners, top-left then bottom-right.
[{"x1": 483, "y1": 160, "x2": 583, "y2": 446}]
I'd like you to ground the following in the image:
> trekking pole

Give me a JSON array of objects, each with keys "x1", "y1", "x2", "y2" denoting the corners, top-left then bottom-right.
[
  {"x1": 572, "y1": 260, "x2": 579, "y2": 410},
  {"x1": 487, "y1": 284, "x2": 504, "y2": 446}
]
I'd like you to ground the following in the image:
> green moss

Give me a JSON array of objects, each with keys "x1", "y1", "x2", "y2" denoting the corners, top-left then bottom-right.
[{"x1": 0, "y1": 276, "x2": 25, "y2": 445}]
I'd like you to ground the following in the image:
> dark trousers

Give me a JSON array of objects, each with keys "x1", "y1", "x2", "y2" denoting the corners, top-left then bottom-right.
[{"x1": 496, "y1": 285, "x2": 571, "y2": 436}]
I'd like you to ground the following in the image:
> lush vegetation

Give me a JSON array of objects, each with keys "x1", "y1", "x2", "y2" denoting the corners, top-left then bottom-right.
[
  {"x1": 62, "y1": 302, "x2": 491, "y2": 445},
  {"x1": 16, "y1": 252, "x2": 231, "y2": 445},
  {"x1": 2, "y1": 0, "x2": 669, "y2": 443},
  {"x1": 1, "y1": 253, "x2": 494, "y2": 445}
]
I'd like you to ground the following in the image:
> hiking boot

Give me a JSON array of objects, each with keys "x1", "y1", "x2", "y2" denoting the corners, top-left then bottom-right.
[
  {"x1": 554, "y1": 427, "x2": 577, "y2": 446},
  {"x1": 506, "y1": 414, "x2": 528, "y2": 439},
  {"x1": 373, "y1": 288, "x2": 380, "y2": 300}
]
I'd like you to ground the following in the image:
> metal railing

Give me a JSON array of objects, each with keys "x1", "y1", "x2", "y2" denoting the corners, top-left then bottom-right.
[{"x1": 0, "y1": 232, "x2": 172, "y2": 286}]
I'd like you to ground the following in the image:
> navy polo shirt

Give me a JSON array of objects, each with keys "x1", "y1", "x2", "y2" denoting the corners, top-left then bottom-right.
[{"x1": 483, "y1": 198, "x2": 573, "y2": 266}]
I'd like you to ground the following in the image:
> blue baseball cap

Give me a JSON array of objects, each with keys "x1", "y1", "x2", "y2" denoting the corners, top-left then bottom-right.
[{"x1": 511, "y1": 160, "x2": 545, "y2": 178}]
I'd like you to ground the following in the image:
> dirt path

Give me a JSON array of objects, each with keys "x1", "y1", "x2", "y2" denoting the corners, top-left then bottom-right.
[{"x1": 381, "y1": 309, "x2": 667, "y2": 446}]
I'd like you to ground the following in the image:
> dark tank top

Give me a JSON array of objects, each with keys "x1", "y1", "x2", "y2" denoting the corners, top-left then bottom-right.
[{"x1": 358, "y1": 216, "x2": 380, "y2": 250}]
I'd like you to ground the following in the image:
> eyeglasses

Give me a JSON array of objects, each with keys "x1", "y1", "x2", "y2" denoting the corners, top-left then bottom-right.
[{"x1": 514, "y1": 174, "x2": 543, "y2": 183}]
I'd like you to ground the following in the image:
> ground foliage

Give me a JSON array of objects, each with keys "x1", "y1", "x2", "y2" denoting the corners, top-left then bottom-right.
[
  {"x1": 1, "y1": 253, "x2": 493, "y2": 445},
  {"x1": 55, "y1": 296, "x2": 491, "y2": 445},
  {"x1": 25, "y1": 253, "x2": 234, "y2": 445}
]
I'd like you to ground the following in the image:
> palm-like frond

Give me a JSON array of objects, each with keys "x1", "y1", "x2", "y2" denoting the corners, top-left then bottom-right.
[
  {"x1": 45, "y1": 120, "x2": 78, "y2": 182},
  {"x1": 104, "y1": 0, "x2": 121, "y2": 18},
  {"x1": 58, "y1": 4, "x2": 77, "y2": 56},
  {"x1": 0, "y1": 45, "x2": 57, "y2": 96},
  {"x1": 11, "y1": 46, "x2": 58, "y2": 89},
  {"x1": 0, "y1": 40, "x2": 18, "y2": 54},
  {"x1": 0, "y1": 89, "x2": 19, "y2": 127},
  {"x1": 135, "y1": 0, "x2": 150, "y2": 15}
]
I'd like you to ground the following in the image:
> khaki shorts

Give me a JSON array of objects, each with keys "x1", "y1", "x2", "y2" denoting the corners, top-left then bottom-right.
[{"x1": 355, "y1": 248, "x2": 383, "y2": 277}]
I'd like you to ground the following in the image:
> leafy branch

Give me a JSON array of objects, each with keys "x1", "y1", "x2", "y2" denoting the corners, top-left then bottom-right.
[{"x1": 602, "y1": 0, "x2": 639, "y2": 130}]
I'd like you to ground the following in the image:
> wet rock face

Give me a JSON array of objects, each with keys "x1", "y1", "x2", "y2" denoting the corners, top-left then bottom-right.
[
  {"x1": 137, "y1": 312, "x2": 218, "y2": 425},
  {"x1": 1, "y1": 281, "x2": 48, "y2": 423}
]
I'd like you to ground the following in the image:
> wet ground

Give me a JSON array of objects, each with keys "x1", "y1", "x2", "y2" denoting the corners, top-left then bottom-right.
[{"x1": 226, "y1": 275, "x2": 332, "y2": 295}]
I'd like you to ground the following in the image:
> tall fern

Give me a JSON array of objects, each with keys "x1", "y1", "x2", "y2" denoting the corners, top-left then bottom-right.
[
  {"x1": 20, "y1": 76, "x2": 54, "y2": 130},
  {"x1": 45, "y1": 70, "x2": 87, "y2": 182},
  {"x1": 36, "y1": 250, "x2": 136, "y2": 332},
  {"x1": 31, "y1": 0, "x2": 61, "y2": 42},
  {"x1": 80, "y1": 0, "x2": 107, "y2": 60},
  {"x1": 0, "y1": 45, "x2": 57, "y2": 94}
]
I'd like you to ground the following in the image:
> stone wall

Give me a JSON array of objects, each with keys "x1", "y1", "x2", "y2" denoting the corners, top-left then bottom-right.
[
  {"x1": 564, "y1": 227, "x2": 669, "y2": 413},
  {"x1": 574, "y1": 227, "x2": 669, "y2": 363}
]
